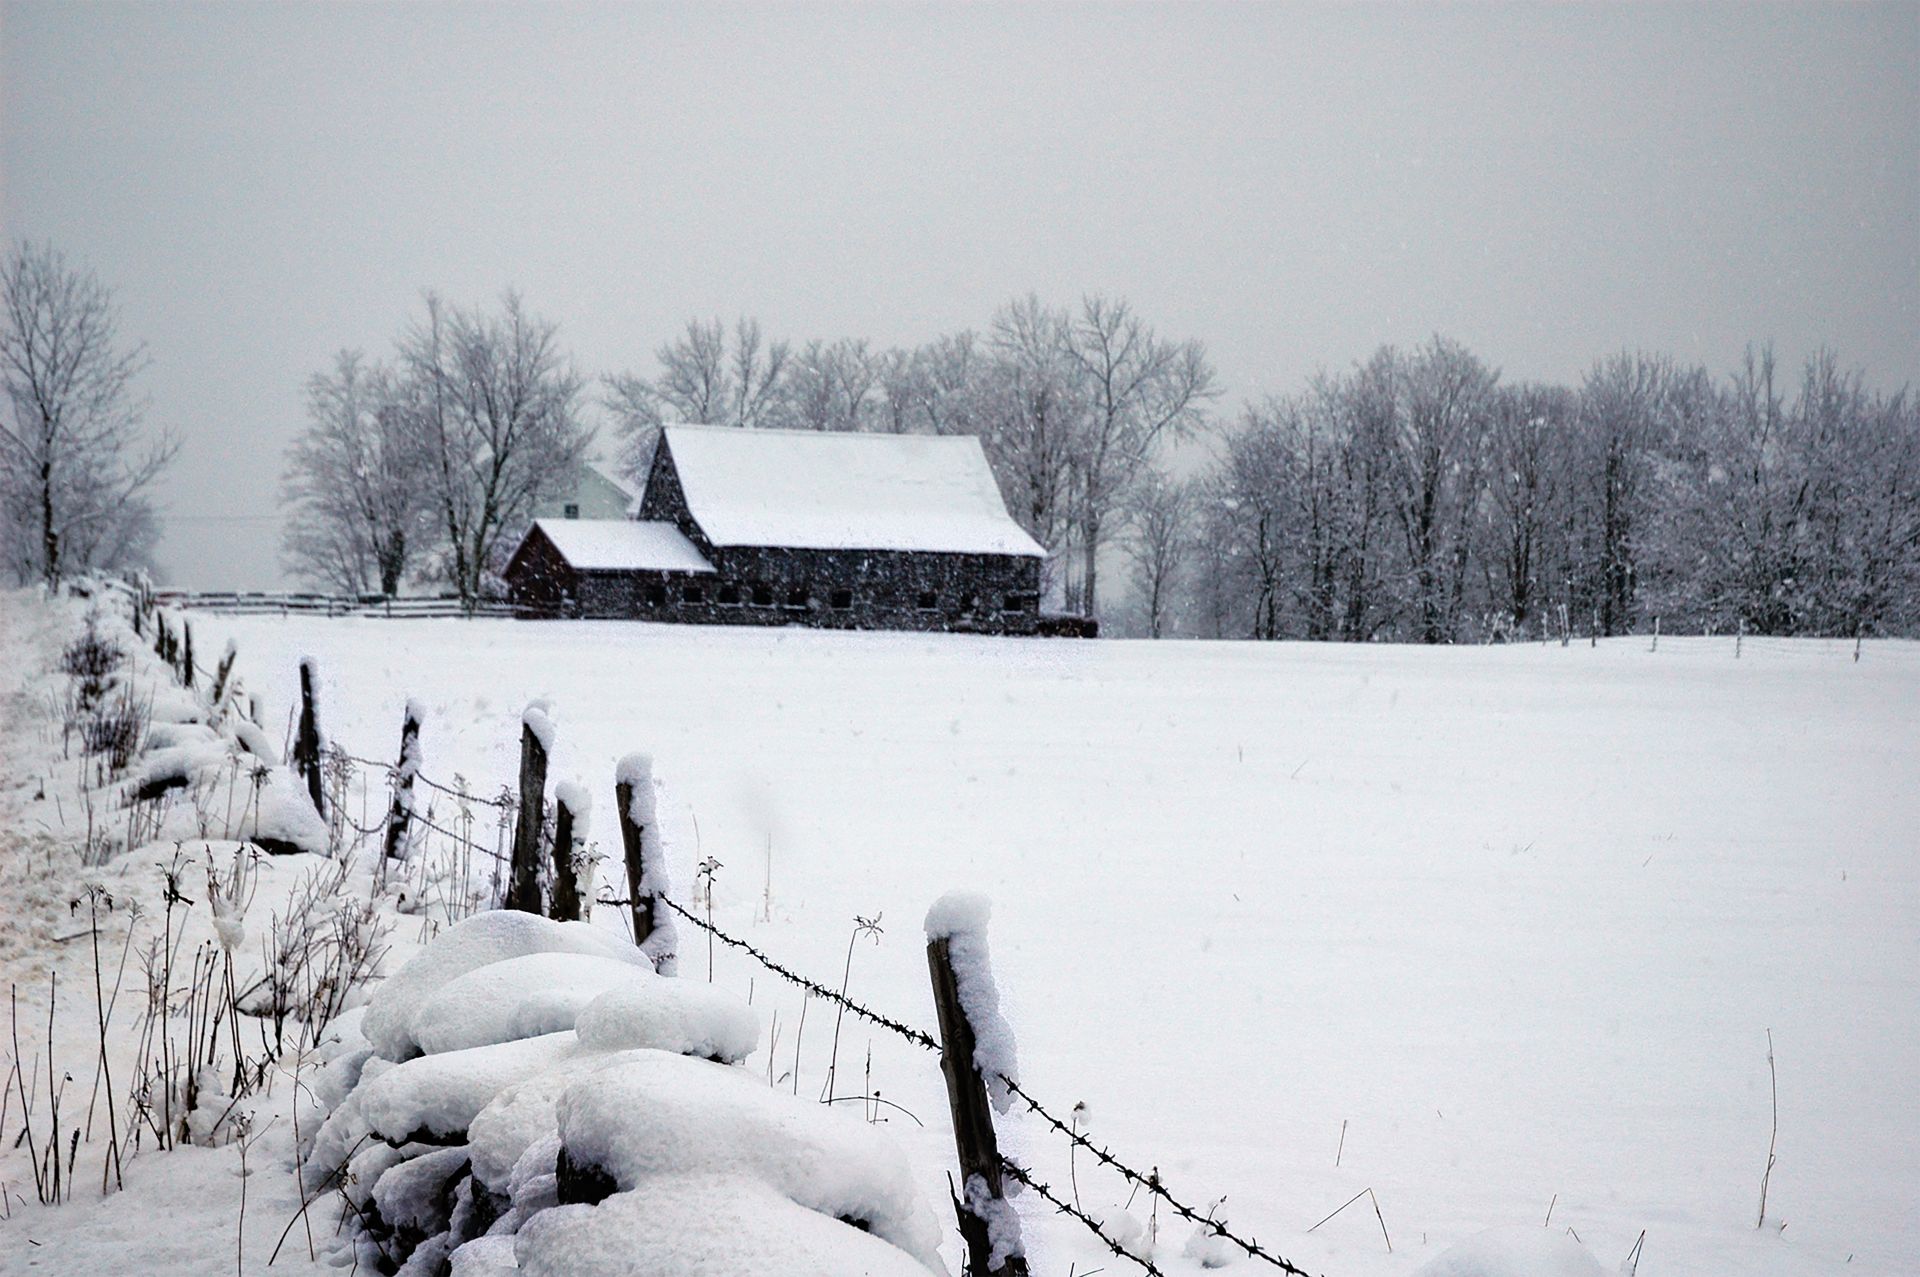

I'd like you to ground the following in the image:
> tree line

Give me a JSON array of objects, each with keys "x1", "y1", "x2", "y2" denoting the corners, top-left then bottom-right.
[
  {"x1": 1185, "y1": 339, "x2": 1920, "y2": 642},
  {"x1": 7, "y1": 239, "x2": 1915, "y2": 639}
]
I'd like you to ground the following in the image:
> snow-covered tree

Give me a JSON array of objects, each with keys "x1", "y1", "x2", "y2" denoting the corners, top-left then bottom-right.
[
  {"x1": 281, "y1": 351, "x2": 435, "y2": 595},
  {"x1": 1480, "y1": 382, "x2": 1575, "y2": 633},
  {"x1": 1122, "y1": 467, "x2": 1193, "y2": 638},
  {"x1": 0, "y1": 241, "x2": 174, "y2": 586},
  {"x1": 782, "y1": 337, "x2": 881, "y2": 433},
  {"x1": 1061, "y1": 295, "x2": 1217, "y2": 619},
  {"x1": 402, "y1": 291, "x2": 591, "y2": 607}
]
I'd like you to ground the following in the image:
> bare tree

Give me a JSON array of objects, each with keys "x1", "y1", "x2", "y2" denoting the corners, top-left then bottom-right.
[
  {"x1": 1202, "y1": 408, "x2": 1294, "y2": 639},
  {"x1": 873, "y1": 347, "x2": 921, "y2": 434},
  {"x1": 1385, "y1": 338, "x2": 1497, "y2": 643},
  {"x1": 1122, "y1": 467, "x2": 1192, "y2": 637},
  {"x1": 281, "y1": 351, "x2": 433, "y2": 595},
  {"x1": 602, "y1": 368, "x2": 666, "y2": 481},
  {"x1": 1677, "y1": 346, "x2": 1920, "y2": 637},
  {"x1": 0, "y1": 241, "x2": 174, "y2": 586},
  {"x1": 909, "y1": 332, "x2": 993, "y2": 437},
  {"x1": 783, "y1": 337, "x2": 879, "y2": 432},
  {"x1": 606, "y1": 316, "x2": 792, "y2": 482},
  {"x1": 1574, "y1": 350, "x2": 1705, "y2": 635},
  {"x1": 1061, "y1": 295, "x2": 1217, "y2": 619},
  {"x1": 1481, "y1": 382, "x2": 1573, "y2": 633},
  {"x1": 653, "y1": 317, "x2": 731, "y2": 425},
  {"x1": 402, "y1": 291, "x2": 591, "y2": 607},
  {"x1": 978, "y1": 297, "x2": 1085, "y2": 603}
]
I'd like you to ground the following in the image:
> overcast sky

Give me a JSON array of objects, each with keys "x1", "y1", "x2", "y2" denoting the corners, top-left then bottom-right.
[{"x1": 4, "y1": 1, "x2": 1916, "y2": 590}]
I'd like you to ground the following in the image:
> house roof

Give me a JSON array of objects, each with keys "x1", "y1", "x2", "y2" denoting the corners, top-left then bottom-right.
[
  {"x1": 590, "y1": 464, "x2": 644, "y2": 515},
  {"x1": 659, "y1": 425, "x2": 1046, "y2": 557},
  {"x1": 530, "y1": 519, "x2": 715, "y2": 574}
]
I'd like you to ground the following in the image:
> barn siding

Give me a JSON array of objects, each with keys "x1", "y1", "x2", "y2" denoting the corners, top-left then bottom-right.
[{"x1": 504, "y1": 526, "x2": 579, "y2": 613}]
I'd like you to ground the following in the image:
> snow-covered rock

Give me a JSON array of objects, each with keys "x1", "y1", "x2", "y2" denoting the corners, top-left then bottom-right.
[
  {"x1": 308, "y1": 1032, "x2": 580, "y2": 1186},
  {"x1": 360, "y1": 911, "x2": 652, "y2": 1061},
  {"x1": 556, "y1": 1050, "x2": 942, "y2": 1269},
  {"x1": 513, "y1": 1173, "x2": 939, "y2": 1277},
  {"x1": 573, "y1": 980, "x2": 758, "y2": 1063},
  {"x1": 412, "y1": 952, "x2": 659, "y2": 1055}
]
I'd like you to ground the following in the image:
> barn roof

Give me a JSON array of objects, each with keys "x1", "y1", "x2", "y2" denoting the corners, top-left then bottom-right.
[
  {"x1": 660, "y1": 425, "x2": 1046, "y2": 558},
  {"x1": 530, "y1": 519, "x2": 715, "y2": 573}
]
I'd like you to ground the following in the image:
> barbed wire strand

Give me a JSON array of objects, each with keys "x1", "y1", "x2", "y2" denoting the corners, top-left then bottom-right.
[
  {"x1": 1000, "y1": 1074, "x2": 1321, "y2": 1276},
  {"x1": 652, "y1": 895, "x2": 941, "y2": 1051},
  {"x1": 1000, "y1": 1157, "x2": 1166, "y2": 1277},
  {"x1": 335, "y1": 750, "x2": 516, "y2": 811},
  {"x1": 658, "y1": 898, "x2": 1325, "y2": 1277}
]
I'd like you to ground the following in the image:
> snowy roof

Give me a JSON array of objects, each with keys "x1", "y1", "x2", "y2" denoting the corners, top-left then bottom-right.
[
  {"x1": 530, "y1": 519, "x2": 715, "y2": 574},
  {"x1": 660, "y1": 425, "x2": 1046, "y2": 558},
  {"x1": 590, "y1": 464, "x2": 644, "y2": 514}
]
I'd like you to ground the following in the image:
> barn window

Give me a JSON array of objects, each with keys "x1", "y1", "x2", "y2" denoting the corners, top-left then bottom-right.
[
  {"x1": 718, "y1": 584, "x2": 742, "y2": 606},
  {"x1": 785, "y1": 586, "x2": 809, "y2": 609},
  {"x1": 645, "y1": 584, "x2": 666, "y2": 606},
  {"x1": 1003, "y1": 593, "x2": 1036, "y2": 613},
  {"x1": 916, "y1": 591, "x2": 938, "y2": 610},
  {"x1": 682, "y1": 583, "x2": 704, "y2": 604},
  {"x1": 751, "y1": 584, "x2": 774, "y2": 607},
  {"x1": 563, "y1": 503, "x2": 580, "y2": 519},
  {"x1": 830, "y1": 588, "x2": 854, "y2": 610}
]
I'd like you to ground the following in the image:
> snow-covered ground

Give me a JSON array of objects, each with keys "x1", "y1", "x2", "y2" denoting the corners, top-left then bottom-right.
[{"x1": 5, "y1": 598, "x2": 1916, "y2": 1274}]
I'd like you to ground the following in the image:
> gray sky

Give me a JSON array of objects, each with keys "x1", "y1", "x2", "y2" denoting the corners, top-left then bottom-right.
[{"x1": 4, "y1": 1, "x2": 1916, "y2": 590}]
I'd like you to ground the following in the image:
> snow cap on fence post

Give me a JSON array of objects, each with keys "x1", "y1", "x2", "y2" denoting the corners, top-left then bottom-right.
[
  {"x1": 550, "y1": 780, "x2": 592, "y2": 922},
  {"x1": 616, "y1": 752, "x2": 678, "y2": 973},
  {"x1": 926, "y1": 890, "x2": 1028, "y2": 1277},
  {"x1": 925, "y1": 891, "x2": 1019, "y2": 1114},
  {"x1": 506, "y1": 701, "x2": 553, "y2": 914},
  {"x1": 382, "y1": 700, "x2": 426, "y2": 862}
]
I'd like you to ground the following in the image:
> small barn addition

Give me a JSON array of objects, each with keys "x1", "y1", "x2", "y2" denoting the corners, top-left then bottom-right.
[{"x1": 506, "y1": 426, "x2": 1046, "y2": 634}]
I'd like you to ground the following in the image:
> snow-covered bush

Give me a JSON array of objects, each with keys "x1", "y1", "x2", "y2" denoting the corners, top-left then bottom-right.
[{"x1": 307, "y1": 908, "x2": 941, "y2": 1276}]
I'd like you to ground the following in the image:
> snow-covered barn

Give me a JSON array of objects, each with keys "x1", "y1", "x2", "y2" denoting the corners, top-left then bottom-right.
[{"x1": 504, "y1": 426, "x2": 1047, "y2": 634}]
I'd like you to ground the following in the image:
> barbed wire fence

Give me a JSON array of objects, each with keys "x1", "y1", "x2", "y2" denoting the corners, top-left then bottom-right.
[
  {"x1": 651, "y1": 896, "x2": 1326, "y2": 1277},
  {"x1": 297, "y1": 740, "x2": 1331, "y2": 1276},
  {"x1": 147, "y1": 593, "x2": 1329, "y2": 1277}
]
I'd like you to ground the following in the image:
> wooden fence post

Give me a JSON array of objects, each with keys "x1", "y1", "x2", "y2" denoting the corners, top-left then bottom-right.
[
  {"x1": 181, "y1": 621, "x2": 195, "y2": 689},
  {"x1": 293, "y1": 657, "x2": 324, "y2": 817},
  {"x1": 210, "y1": 643, "x2": 237, "y2": 707},
  {"x1": 506, "y1": 710, "x2": 551, "y2": 914},
  {"x1": 615, "y1": 758, "x2": 659, "y2": 950},
  {"x1": 927, "y1": 923, "x2": 1028, "y2": 1277},
  {"x1": 382, "y1": 702, "x2": 423, "y2": 861},
  {"x1": 550, "y1": 783, "x2": 587, "y2": 922}
]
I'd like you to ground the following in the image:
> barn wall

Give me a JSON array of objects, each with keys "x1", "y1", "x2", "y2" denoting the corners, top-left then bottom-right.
[
  {"x1": 702, "y1": 546, "x2": 1041, "y2": 634},
  {"x1": 636, "y1": 441, "x2": 714, "y2": 555},
  {"x1": 561, "y1": 549, "x2": 1040, "y2": 633},
  {"x1": 504, "y1": 527, "x2": 578, "y2": 613}
]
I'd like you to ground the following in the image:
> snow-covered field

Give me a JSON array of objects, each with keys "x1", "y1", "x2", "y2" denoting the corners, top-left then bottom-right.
[
  {"x1": 155, "y1": 613, "x2": 1917, "y2": 1276},
  {"x1": 4, "y1": 599, "x2": 1916, "y2": 1275}
]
